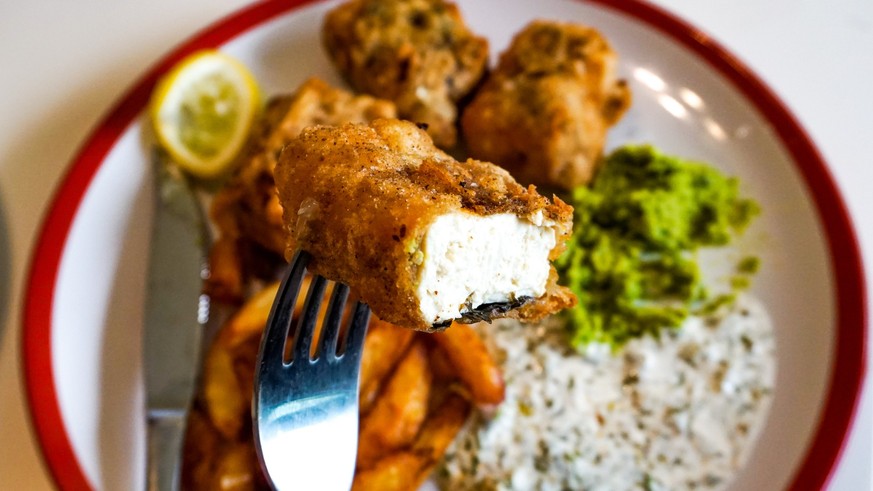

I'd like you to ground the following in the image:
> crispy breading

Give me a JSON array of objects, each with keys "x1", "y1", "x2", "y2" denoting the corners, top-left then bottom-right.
[
  {"x1": 462, "y1": 20, "x2": 632, "y2": 190},
  {"x1": 206, "y1": 78, "x2": 396, "y2": 300},
  {"x1": 322, "y1": 0, "x2": 488, "y2": 148},
  {"x1": 274, "y1": 118, "x2": 576, "y2": 331},
  {"x1": 212, "y1": 77, "x2": 397, "y2": 252},
  {"x1": 212, "y1": 77, "x2": 396, "y2": 253}
]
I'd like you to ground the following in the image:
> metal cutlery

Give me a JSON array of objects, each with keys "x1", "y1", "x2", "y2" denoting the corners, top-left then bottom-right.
[
  {"x1": 253, "y1": 250, "x2": 371, "y2": 491},
  {"x1": 143, "y1": 151, "x2": 211, "y2": 491}
]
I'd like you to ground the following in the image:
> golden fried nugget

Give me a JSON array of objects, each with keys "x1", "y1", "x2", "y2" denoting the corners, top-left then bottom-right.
[
  {"x1": 275, "y1": 119, "x2": 576, "y2": 331},
  {"x1": 252, "y1": 77, "x2": 398, "y2": 162},
  {"x1": 207, "y1": 78, "x2": 397, "y2": 299},
  {"x1": 323, "y1": 0, "x2": 488, "y2": 147},
  {"x1": 462, "y1": 20, "x2": 632, "y2": 189}
]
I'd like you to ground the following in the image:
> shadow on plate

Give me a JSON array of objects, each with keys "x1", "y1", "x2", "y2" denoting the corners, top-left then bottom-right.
[
  {"x1": 96, "y1": 167, "x2": 151, "y2": 490},
  {"x1": 97, "y1": 173, "x2": 151, "y2": 487}
]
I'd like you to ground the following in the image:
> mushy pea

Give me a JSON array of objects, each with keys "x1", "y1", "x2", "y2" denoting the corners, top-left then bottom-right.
[{"x1": 555, "y1": 145, "x2": 759, "y2": 348}]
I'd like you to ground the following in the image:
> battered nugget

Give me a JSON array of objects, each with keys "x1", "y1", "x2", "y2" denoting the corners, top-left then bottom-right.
[
  {"x1": 274, "y1": 119, "x2": 576, "y2": 331},
  {"x1": 322, "y1": 0, "x2": 488, "y2": 148},
  {"x1": 462, "y1": 20, "x2": 631, "y2": 190},
  {"x1": 207, "y1": 78, "x2": 396, "y2": 300}
]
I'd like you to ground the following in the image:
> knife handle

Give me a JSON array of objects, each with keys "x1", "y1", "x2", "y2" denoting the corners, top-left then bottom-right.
[{"x1": 146, "y1": 412, "x2": 187, "y2": 491}]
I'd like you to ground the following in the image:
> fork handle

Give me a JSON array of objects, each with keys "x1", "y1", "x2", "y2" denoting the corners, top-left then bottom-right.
[{"x1": 146, "y1": 412, "x2": 187, "y2": 491}]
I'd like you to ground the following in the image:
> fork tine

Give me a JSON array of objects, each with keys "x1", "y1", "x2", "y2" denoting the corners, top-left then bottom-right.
[
  {"x1": 254, "y1": 252, "x2": 371, "y2": 491},
  {"x1": 259, "y1": 251, "x2": 310, "y2": 369},
  {"x1": 291, "y1": 275, "x2": 327, "y2": 362},
  {"x1": 318, "y1": 282, "x2": 350, "y2": 360},
  {"x1": 340, "y1": 301, "x2": 371, "y2": 359}
]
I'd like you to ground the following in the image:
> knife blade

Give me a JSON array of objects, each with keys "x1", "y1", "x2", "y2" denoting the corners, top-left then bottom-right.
[{"x1": 143, "y1": 150, "x2": 211, "y2": 491}]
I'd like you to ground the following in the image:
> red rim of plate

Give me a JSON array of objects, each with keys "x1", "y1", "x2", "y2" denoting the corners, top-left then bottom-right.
[{"x1": 21, "y1": 0, "x2": 867, "y2": 490}]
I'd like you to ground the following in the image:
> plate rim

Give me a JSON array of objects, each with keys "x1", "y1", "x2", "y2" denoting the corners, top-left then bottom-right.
[{"x1": 21, "y1": 0, "x2": 867, "y2": 489}]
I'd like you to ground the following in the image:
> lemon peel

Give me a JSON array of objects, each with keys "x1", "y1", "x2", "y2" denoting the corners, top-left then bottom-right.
[{"x1": 150, "y1": 50, "x2": 260, "y2": 179}]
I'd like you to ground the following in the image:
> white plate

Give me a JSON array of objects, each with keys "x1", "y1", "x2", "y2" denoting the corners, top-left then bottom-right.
[{"x1": 22, "y1": 0, "x2": 867, "y2": 489}]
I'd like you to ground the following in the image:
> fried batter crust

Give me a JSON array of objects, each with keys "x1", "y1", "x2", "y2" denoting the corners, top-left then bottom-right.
[
  {"x1": 322, "y1": 0, "x2": 488, "y2": 148},
  {"x1": 274, "y1": 119, "x2": 576, "y2": 331},
  {"x1": 462, "y1": 20, "x2": 631, "y2": 190},
  {"x1": 210, "y1": 77, "x2": 397, "y2": 257}
]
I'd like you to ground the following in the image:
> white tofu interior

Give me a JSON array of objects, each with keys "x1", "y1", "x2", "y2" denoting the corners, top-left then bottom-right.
[{"x1": 416, "y1": 211, "x2": 557, "y2": 325}]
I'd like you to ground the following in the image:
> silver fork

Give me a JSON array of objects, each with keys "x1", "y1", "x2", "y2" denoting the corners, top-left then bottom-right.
[{"x1": 253, "y1": 250, "x2": 371, "y2": 490}]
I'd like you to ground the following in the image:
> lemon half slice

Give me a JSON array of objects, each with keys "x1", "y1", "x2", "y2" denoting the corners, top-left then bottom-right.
[{"x1": 150, "y1": 50, "x2": 260, "y2": 179}]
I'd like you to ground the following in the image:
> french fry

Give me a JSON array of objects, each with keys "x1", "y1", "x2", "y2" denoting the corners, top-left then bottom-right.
[
  {"x1": 351, "y1": 452, "x2": 424, "y2": 491},
  {"x1": 181, "y1": 407, "x2": 219, "y2": 491},
  {"x1": 432, "y1": 323, "x2": 505, "y2": 405},
  {"x1": 357, "y1": 341, "x2": 432, "y2": 469},
  {"x1": 358, "y1": 318, "x2": 416, "y2": 413},
  {"x1": 202, "y1": 282, "x2": 279, "y2": 439},
  {"x1": 428, "y1": 342, "x2": 458, "y2": 383},
  {"x1": 194, "y1": 282, "x2": 485, "y2": 490},
  {"x1": 211, "y1": 442, "x2": 262, "y2": 491},
  {"x1": 210, "y1": 183, "x2": 243, "y2": 238},
  {"x1": 203, "y1": 274, "x2": 337, "y2": 439},
  {"x1": 205, "y1": 236, "x2": 246, "y2": 303},
  {"x1": 202, "y1": 340, "x2": 248, "y2": 439},
  {"x1": 426, "y1": 342, "x2": 471, "y2": 413},
  {"x1": 224, "y1": 281, "x2": 280, "y2": 343},
  {"x1": 411, "y1": 393, "x2": 472, "y2": 461},
  {"x1": 222, "y1": 275, "x2": 316, "y2": 342},
  {"x1": 232, "y1": 334, "x2": 262, "y2": 412},
  {"x1": 352, "y1": 394, "x2": 471, "y2": 491}
]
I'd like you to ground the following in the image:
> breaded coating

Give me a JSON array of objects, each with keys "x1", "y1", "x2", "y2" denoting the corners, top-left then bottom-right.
[
  {"x1": 322, "y1": 0, "x2": 488, "y2": 148},
  {"x1": 462, "y1": 20, "x2": 632, "y2": 190},
  {"x1": 274, "y1": 119, "x2": 576, "y2": 331},
  {"x1": 212, "y1": 77, "x2": 397, "y2": 253},
  {"x1": 207, "y1": 78, "x2": 396, "y2": 300}
]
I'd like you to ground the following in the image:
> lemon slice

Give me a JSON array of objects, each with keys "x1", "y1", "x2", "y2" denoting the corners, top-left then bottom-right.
[{"x1": 150, "y1": 50, "x2": 260, "y2": 179}]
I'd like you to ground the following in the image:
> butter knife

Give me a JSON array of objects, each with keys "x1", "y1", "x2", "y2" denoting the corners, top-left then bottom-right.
[{"x1": 143, "y1": 151, "x2": 211, "y2": 491}]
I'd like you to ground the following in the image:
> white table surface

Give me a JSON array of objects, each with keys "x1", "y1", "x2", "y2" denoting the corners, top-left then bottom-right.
[{"x1": 0, "y1": 0, "x2": 870, "y2": 489}]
